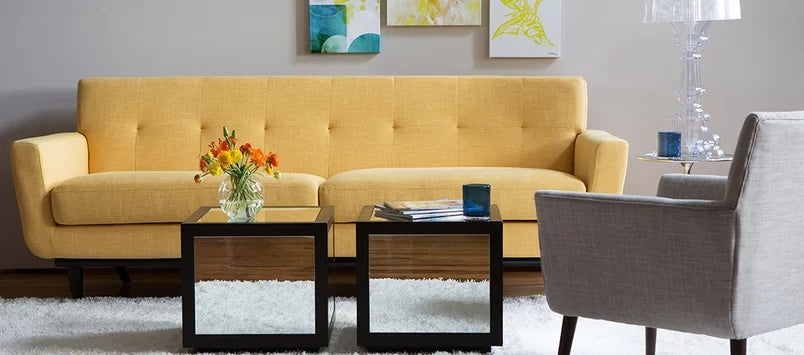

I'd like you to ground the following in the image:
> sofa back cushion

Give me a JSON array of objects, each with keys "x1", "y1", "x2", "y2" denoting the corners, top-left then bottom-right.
[{"x1": 77, "y1": 76, "x2": 587, "y2": 177}]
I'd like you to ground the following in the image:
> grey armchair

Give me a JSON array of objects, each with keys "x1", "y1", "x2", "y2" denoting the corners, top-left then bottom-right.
[{"x1": 535, "y1": 112, "x2": 804, "y2": 355}]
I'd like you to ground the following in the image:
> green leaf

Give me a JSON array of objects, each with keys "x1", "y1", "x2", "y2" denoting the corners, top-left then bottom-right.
[
  {"x1": 531, "y1": 0, "x2": 543, "y2": 14},
  {"x1": 493, "y1": 0, "x2": 556, "y2": 47},
  {"x1": 493, "y1": 15, "x2": 524, "y2": 40},
  {"x1": 523, "y1": 14, "x2": 555, "y2": 46},
  {"x1": 499, "y1": 0, "x2": 524, "y2": 11}
]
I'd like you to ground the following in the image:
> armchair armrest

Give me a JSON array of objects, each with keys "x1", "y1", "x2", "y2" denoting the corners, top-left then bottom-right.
[
  {"x1": 535, "y1": 190, "x2": 739, "y2": 338},
  {"x1": 10, "y1": 132, "x2": 88, "y2": 258},
  {"x1": 574, "y1": 130, "x2": 629, "y2": 194},
  {"x1": 657, "y1": 174, "x2": 728, "y2": 200}
]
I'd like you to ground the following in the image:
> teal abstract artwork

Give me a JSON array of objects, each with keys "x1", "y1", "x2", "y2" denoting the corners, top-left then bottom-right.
[
  {"x1": 309, "y1": 0, "x2": 381, "y2": 54},
  {"x1": 310, "y1": 5, "x2": 347, "y2": 53}
]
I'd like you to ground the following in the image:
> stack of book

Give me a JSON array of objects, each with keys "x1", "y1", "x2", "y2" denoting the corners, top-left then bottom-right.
[{"x1": 374, "y1": 199, "x2": 464, "y2": 221}]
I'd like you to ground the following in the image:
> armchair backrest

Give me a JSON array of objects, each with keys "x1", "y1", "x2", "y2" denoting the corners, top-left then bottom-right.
[
  {"x1": 726, "y1": 111, "x2": 804, "y2": 212},
  {"x1": 724, "y1": 111, "x2": 804, "y2": 338}
]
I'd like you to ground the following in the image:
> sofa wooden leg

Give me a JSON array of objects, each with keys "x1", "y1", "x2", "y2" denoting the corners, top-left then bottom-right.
[
  {"x1": 115, "y1": 266, "x2": 131, "y2": 284},
  {"x1": 558, "y1": 316, "x2": 578, "y2": 355},
  {"x1": 731, "y1": 339, "x2": 746, "y2": 355},
  {"x1": 645, "y1": 327, "x2": 657, "y2": 355},
  {"x1": 67, "y1": 266, "x2": 83, "y2": 298}
]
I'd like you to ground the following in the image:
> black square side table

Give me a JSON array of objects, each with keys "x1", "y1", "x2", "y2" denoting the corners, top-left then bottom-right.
[
  {"x1": 181, "y1": 206, "x2": 334, "y2": 351},
  {"x1": 355, "y1": 205, "x2": 504, "y2": 352}
]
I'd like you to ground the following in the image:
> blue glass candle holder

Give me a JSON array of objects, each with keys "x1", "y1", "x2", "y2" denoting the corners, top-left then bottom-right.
[
  {"x1": 463, "y1": 184, "x2": 491, "y2": 220},
  {"x1": 657, "y1": 131, "x2": 681, "y2": 158}
]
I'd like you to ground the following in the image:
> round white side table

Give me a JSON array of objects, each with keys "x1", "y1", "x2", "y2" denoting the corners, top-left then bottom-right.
[{"x1": 636, "y1": 153, "x2": 734, "y2": 174}]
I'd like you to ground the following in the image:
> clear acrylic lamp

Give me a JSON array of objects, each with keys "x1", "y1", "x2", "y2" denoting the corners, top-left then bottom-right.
[
  {"x1": 644, "y1": 0, "x2": 741, "y2": 159},
  {"x1": 644, "y1": 0, "x2": 741, "y2": 23}
]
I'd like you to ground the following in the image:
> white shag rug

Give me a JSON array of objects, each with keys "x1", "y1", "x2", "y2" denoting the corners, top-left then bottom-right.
[
  {"x1": 2, "y1": 279, "x2": 804, "y2": 354},
  {"x1": 194, "y1": 278, "x2": 489, "y2": 335},
  {"x1": 369, "y1": 278, "x2": 489, "y2": 333},
  {"x1": 195, "y1": 280, "x2": 316, "y2": 335}
]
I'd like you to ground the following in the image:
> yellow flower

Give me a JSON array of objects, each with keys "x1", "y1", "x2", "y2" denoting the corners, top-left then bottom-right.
[
  {"x1": 230, "y1": 149, "x2": 243, "y2": 163},
  {"x1": 208, "y1": 161, "x2": 223, "y2": 176},
  {"x1": 266, "y1": 165, "x2": 281, "y2": 180},
  {"x1": 217, "y1": 151, "x2": 233, "y2": 168}
]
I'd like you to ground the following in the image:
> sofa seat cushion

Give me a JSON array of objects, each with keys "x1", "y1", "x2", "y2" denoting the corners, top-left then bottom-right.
[
  {"x1": 320, "y1": 167, "x2": 586, "y2": 222},
  {"x1": 52, "y1": 171, "x2": 325, "y2": 225}
]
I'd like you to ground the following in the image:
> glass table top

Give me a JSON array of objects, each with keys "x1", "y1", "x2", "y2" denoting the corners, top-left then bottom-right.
[
  {"x1": 190, "y1": 207, "x2": 326, "y2": 223},
  {"x1": 360, "y1": 205, "x2": 502, "y2": 223},
  {"x1": 636, "y1": 152, "x2": 734, "y2": 163}
]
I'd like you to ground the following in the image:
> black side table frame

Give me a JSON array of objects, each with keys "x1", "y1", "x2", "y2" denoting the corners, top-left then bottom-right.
[
  {"x1": 355, "y1": 205, "x2": 504, "y2": 351},
  {"x1": 181, "y1": 206, "x2": 334, "y2": 351}
]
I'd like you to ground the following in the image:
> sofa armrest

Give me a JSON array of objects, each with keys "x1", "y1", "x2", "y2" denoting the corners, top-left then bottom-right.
[
  {"x1": 10, "y1": 132, "x2": 89, "y2": 258},
  {"x1": 657, "y1": 174, "x2": 728, "y2": 200},
  {"x1": 574, "y1": 130, "x2": 629, "y2": 194}
]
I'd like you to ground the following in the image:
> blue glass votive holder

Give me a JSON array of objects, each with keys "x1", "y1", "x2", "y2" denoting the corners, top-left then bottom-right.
[
  {"x1": 463, "y1": 184, "x2": 491, "y2": 220},
  {"x1": 657, "y1": 131, "x2": 681, "y2": 158}
]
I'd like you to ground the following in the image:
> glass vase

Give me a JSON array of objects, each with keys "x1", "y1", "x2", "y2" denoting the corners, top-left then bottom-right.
[{"x1": 218, "y1": 175, "x2": 263, "y2": 222}]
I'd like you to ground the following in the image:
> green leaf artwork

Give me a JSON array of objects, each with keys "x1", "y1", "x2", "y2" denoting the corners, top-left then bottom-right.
[
  {"x1": 492, "y1": 0, "x2": 555, "y2": 47},
  {"x1": 333, "y1": 0, "x2": 371, "y2": 23}
]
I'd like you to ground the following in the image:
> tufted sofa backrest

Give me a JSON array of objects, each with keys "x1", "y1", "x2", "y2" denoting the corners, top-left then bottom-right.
[{"x1": 77, "y1": 76, "x2": 587, "y2": 177}]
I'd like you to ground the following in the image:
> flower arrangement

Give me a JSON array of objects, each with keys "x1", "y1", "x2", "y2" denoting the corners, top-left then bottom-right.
[{"x1": 195, "y1": 127, "x2": 280, "y2": 221}]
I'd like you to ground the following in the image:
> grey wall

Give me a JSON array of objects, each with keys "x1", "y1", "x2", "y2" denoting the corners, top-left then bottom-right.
[{"x1": 1, "y1": 0, "x2": 802, "y2": 268}]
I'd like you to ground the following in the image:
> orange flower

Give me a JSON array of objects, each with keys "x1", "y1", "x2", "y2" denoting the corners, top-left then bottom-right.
[
  {"x1": 199, "y1": 158, "x2": 208, "y2": 173},
  {"x1": 194, "y1": 174, "x2": 203, "y2": 184},
  {"x1": 208, "y1": 141, "x2": 221, "y2": 157},
  {"x1": 250, "y1": 148, "x2": 267, "y2": 166},
  {"x1": 268, "y1": 152, "x2": 279, "y2": 167},
  {"x1": 218, "y1": 139, "x2": 230, "y2": 152},
  {"x1": 240, "y1": 143, "x2": 253, "y2": 154}
]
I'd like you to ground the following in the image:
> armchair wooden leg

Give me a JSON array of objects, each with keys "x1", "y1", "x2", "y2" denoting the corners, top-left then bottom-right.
[
  {"x1": 114, "y1": 266, "x2": 131, "y2": 284},
  {"x1": 558, "y1": 316, "x2": 578, "y2": 355},
  {"x1": 645, "y1": 327, "x2": 657, "y2": 355},
  {"x1": 67, "y1": 266, "x2": 83, "y2": 298},
  {"x1": 731, "y1": 339, "x2": 746, "y2": 355}
]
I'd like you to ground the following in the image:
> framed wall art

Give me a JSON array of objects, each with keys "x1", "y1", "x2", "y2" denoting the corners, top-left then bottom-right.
[
  {"x1": 489, "y1": 0, "x2": 561, "y2": 57},
  {"x1": 310, "y1": 0, "x2": 381, "y2": 53},
  {"x1": 387, "y1": 0, "x2": 482, "y2": 26}
]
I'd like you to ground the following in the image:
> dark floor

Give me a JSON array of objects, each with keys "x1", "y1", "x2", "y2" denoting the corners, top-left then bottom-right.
[{"x1": 0, "y1": 267, "x2": 544, "y2": 299}]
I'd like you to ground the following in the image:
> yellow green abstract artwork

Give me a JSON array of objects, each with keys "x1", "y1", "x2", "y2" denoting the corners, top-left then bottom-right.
[
  {"x1": 387, "y1": 0, "x2": 482, "y2": 26},
  {"x1": 489, "y1": 0, "x2": 561, "y2": 57}
]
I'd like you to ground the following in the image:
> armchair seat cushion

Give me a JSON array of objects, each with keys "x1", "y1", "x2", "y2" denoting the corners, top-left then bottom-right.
[
  {"x1": 320, "y1": 167, "x2": 586, "y2": 222},
  {"x1": 52, "y1": 171, "x2": 325, "y2": 225}
]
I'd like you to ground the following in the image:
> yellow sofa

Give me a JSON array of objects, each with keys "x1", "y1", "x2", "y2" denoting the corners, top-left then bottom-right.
[{"x1": 11, "y1": 76, "x2": 628, "y2": 266}]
